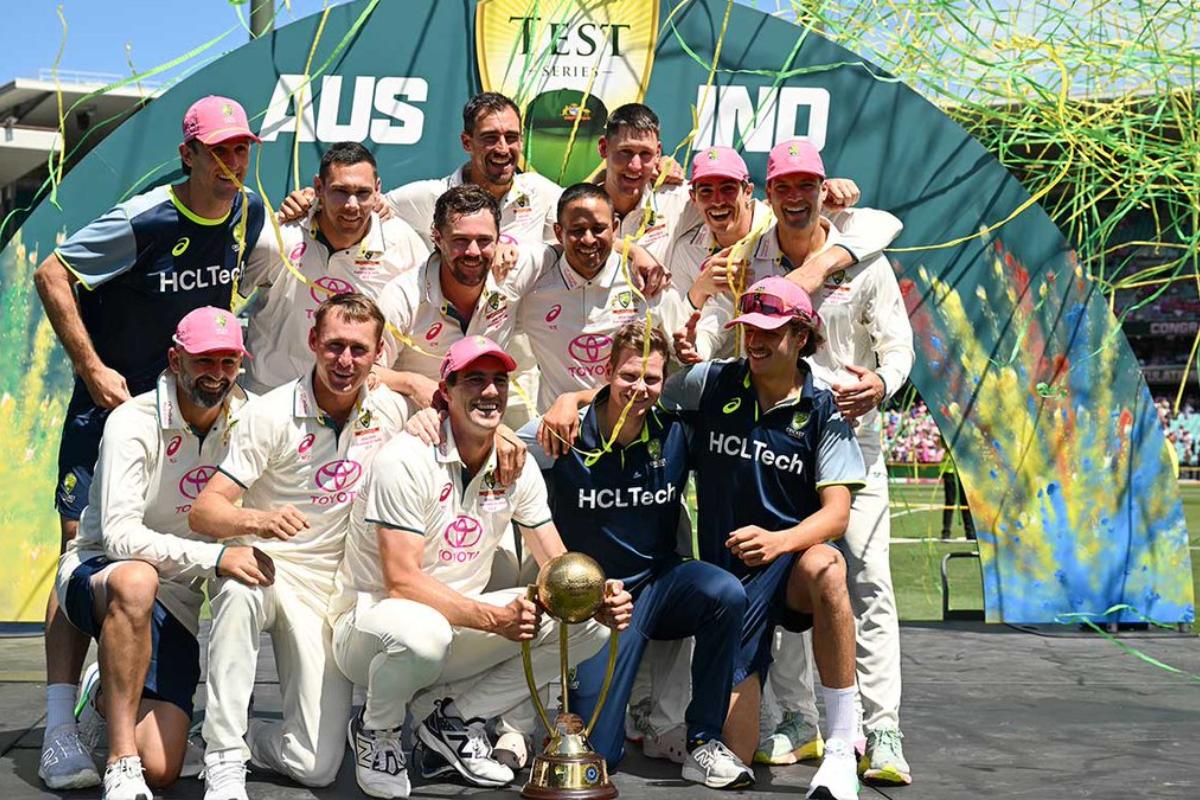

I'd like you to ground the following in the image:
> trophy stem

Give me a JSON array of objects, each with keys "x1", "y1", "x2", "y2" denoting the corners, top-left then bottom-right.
[
  {"x1": 558, "y1": 620, "x2": 570, "y2": 716},
  {"x1": 584, "y1": 630, "x2": 620, "y2": 738},
  {"x1": 522, "y1": 586, "x2": 553, "y2": 733}
]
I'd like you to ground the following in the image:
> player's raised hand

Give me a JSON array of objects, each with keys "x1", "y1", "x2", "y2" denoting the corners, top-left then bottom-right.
[
  {"x1": 823, "y1": 177, "x2": 860, "y2": 213},
  {"x1": 256, "y1": 505, "x2": 309, "y2": 541},
  {"x1": 538, "y1": 393, "x2": 583, "y2": 457},
  {"x1": 277, "y1": 186, "x2": 316, "y2": 223},
  {"x1": 217, "y1": 546, "x2": 276, "y2": 586},
  {"x1": 831, "y1": 363, "x2": 885, "y2": 420},
  {"x1": 626, "y1": 243, "x2": 670, "y2": 297},
  {"x1": 597, "y1": 579, "x2": 633, "y2": 631},
  {"x1": 673, "y1": 311, "x2": 703, "y2": 365},
  {"x1": 493, "y1": 425, "x2": 527, "y2": 486},
  {"x1": 496, "y1": 595, "x2": 541, "y2": 642},
  {"x1": 405, "y1": 407, "x2": 445, "y2": 444},
  {"x1": 725, "y1": 524, "x2": 785, "y2": 567},
  {"x1": 491, "y1": 241, "x2": 519, "y2": 283}
]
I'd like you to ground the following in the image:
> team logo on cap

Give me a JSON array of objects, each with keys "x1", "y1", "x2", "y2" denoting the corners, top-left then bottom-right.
[
  {"x1": 178, "y1": 466, "x2": 217, "y2": 500},
  {"x1": 215, "y1": 312, "x2": 228, "y2": 328},
  {"x1": 568, "y1": 333, "x2": 611, "y2": 364},
  {"x1": 707, "y1": 148, "x2": 720, "y2": 160},
  {"x1": 560, "y1": 103, "x2": 593, "y2": 123},
  {"x1": 221, "y1": 102, "x2": 235, "y2": 121},
  {"x1": 788, "y1": 143, "x2": 800, "y2": 156},
  {"x1": 443, "y1": 515, "x2": 483, "y2": 549}
]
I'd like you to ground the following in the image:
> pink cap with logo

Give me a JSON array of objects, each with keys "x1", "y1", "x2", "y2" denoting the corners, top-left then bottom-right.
[
  {"x1": 182, "y1": 96, "x2": 261, "y2": 145},
  {"x1": 691, "y1": 146, "x2": 749, "y2": 183},
  {"x1": 765, "y1": 138, "x2": 825, "y2": 182},
  {"x1": 173, "y1": 307, "x2": 251, "y2": 357},
  {"x1": 440, "y1": 336, "x2": 517, "y2": 380},
  {"x1": 726, "y1": 276, "x2": 819, "y2": 331}
]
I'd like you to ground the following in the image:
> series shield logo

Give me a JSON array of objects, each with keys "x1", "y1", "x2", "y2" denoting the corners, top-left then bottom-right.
[{"x1": 475, "y1": 0, "x2": 660, "y2": 185}]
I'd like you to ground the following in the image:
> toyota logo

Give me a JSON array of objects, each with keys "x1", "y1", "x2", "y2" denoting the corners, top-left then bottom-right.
[
  {"x1": 309, "y1": 276, "x2": 354, "y2": 304},
  {"x1": 179, "y1": 466, "x2": 217, "y2": 500},
  {"x1": 315, "y1": 459, "x2": 363, "y2": 492},
  {"x1": 443, "y1": 515, "x2": 483, "y2": 549},
  {"x1": 568, "y1": 333, "x2": 612, "y2": 364}
]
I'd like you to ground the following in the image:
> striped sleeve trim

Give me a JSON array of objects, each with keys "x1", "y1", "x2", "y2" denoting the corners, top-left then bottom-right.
[
  {"x1": 365, "y1": 518, "x2": 425, "y2": 536},
  {"x1": 54, "y1": 250, "x2": 99, "y2": 292},
  {"x1": 216, "y1": 466, "x2": 249, "y2": 490},
  {"x1": 513, "y1": 516, "x2": 554, "y2": 530},
  {"x1": 816, "y1": 479, "x2": 867, "y2": 492}
]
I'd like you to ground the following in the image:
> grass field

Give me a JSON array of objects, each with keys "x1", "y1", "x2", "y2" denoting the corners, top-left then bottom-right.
[{"x1": 888, "y1": 481, "x2": 1200, "y2": 620}]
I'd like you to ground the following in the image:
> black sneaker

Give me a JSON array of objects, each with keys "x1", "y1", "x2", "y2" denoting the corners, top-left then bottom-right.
[
  {"x1": 414, "y1": 698, "x2": 513, "y2": 788},
  {"x1": 412, "y1": 740, "x2": 455, "y2": 780}
]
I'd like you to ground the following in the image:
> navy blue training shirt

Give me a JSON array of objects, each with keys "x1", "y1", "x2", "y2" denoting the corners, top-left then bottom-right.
[
  {"x1": 520, "y1": 387, "x2": 692, "y2": 597},
  {"x1": 660, "y1": 359, "x2": 866, "y2": 580},
  {"x1": 56, "y1": 184, "x2": 266, "y2": 395}
]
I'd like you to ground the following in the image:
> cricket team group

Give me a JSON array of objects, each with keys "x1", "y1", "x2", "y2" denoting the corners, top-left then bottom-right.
[{"x1": 33, "y1": 90, "x2": 914, "y2": 800}]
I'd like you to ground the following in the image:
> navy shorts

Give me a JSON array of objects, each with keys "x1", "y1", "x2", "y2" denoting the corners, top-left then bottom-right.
[
  {"x1": 734, "y1": 541, "x2": 847, "y2": 686},
  {"x1": 63, "y1": 556, "x2": 201, "y2": 717},
  {"x1": 55, "y1": 385, "x2": 111, "y2": 520}
]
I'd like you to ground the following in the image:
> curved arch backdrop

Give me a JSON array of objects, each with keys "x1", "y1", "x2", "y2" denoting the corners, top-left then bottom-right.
[{"x1": 0, "y1": 0, "x2": 1191, "y2": 624}]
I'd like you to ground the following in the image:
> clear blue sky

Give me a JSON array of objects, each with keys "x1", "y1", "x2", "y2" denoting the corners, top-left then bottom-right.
[{"x1": 4, "y1": 1, "x2": 354, "y2": 84}]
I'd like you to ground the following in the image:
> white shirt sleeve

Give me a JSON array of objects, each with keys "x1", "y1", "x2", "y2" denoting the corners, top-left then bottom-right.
[
  {"x1": 383, "y1": 181, "x2": 437, "y2": 245},
  {"x1": 364, "y1": 441, "x2": 432, "y2": 536},
  {"x1": 97, "y1": 409, "x2": 223, "y2": 578},
  {"x1": 863, "y1": 260, "x2": 915, "y2": 402},
  {"x1": 377, "y1": 275, "x2": 418, "y2": 368},
  {"x1": 827, "y1": 207, "x2": 903, "y2": 264},
  {"x1": 238, "y1": 222, "x2": 282, "y2": 297},
  {"x1": 511, "y1": 456, "x2": 553, "y2": 528},
  {"x1": 218, "y1": 397, "x2": 279, "y2": 490}
]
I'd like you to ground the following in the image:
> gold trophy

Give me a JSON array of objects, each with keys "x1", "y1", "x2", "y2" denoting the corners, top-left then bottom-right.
[{"x1": 520, "y1": 552, "x2": 620, "y2": 799}]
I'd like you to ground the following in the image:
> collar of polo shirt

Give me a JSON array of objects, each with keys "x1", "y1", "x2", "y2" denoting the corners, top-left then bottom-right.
[{"x1": 155, "y1": 369, "x2": 248, "y2": 433}]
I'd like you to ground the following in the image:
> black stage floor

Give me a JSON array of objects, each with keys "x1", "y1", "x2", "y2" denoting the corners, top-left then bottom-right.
[{"x1": 3, "y1": 621, "x2": 1197, "y2": 799}]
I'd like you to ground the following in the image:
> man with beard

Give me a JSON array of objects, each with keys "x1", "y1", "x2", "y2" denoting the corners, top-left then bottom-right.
[
  {"x1": 189, "y1": 294, "x2": 410, "y2": 800},
  {"x1": 240, "y1": 142, "x2": 428, "y2": 395},
  {"x1": 33, "y1": 96, "x2": 265, "y2": 791},
  {"x1": 681, "y1": 140, "x2": 915, "y2": 786},
  {"x1": 53, "y1": 307, "x2": 259, "y2": 800},
  {"x1": 331, "y1": 336, "x2": 629, "y2": 798}
]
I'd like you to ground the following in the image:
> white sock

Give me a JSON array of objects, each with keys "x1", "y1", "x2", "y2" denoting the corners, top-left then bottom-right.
[
  {"x1": 45, "y1": 683, "x2": 77, "y2": 733},
  {"x1": 819, "y1": 684, "x2": 858, "y2": 744}
]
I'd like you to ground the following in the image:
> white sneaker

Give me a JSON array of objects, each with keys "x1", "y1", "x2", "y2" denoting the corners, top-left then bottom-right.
[
  {"x1": 755, "y1": 710, "x2": 824, "y2": 764},
  {"x1": 682, "y1": 740, "x2": 755, "y2": 789},
  {"x1": 415, "y1": 698, "x2": 513, "y2": 788},
  {"x1": 642, "y1": 724, "x2": 687, "y2": 764},
  {"x1": 807, "y1": 737, "x2": 860, "y2": 800},
  {"x1": 102, "y1": 756, "x2": 152, "y2": 800},
  {"x1": 203, "y1": 752, "x2": 249, "y2": 800},
  {"x1": 76, "y1": 662, "x2": 108, "y2": 758},
  {"x1": 492, "y1": 731, "x2": 531, "y2": 772},
  {"x1": 348, "y1": 709, "x2": 410, "y2": 798},
  {"x1": 623, "y1": 697, "x2": 652, "y2": 744},
  {"x1": 38, "y1": 723, "x2": 101, "y2": 789}
]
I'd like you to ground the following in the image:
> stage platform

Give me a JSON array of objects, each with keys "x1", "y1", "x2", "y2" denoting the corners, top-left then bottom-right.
[{"x1": 2, "y1": 621, "x2": 1197, "y2": 799}]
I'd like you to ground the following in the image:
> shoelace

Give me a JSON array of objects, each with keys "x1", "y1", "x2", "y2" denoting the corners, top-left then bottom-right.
[
  {"x1": 106, "y1": 757, "x2": 145, "y2": 785},
  {"x1": 370, "y1": 730, "x2": 406, "y2": 771},
  {"x1": 462, "y1": 721, "x2": 494, "y2": 759},
  {"x1": 693, "y1": 741, "x2": 736, "y2": 769},
  {"x1": 871, "y1": 729, "x2": 903, "y2": 760},
  {"x1": 49, "y1": 728, "x2": 90, "y2": 758}
]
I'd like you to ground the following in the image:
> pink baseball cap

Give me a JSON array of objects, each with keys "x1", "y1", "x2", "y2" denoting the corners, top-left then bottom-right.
[
  {"x1": 726, "y1": 276, "x2": 819, "y2": 331},
  {"x1": 173, "y1": 307, "x2": 251, "y2": 357},
  {"x1": 691, "y1": 146, "x2": 749, "y2": 183},
  {"x1": 440, "y1": 336, "x2": 517, "y2": 380},
  {"x1": 182, "y1": 96, "x2": 261, "y2": 145},
  {"x1": 766, "y1": 139, "x2": 825, "y2": 183}
]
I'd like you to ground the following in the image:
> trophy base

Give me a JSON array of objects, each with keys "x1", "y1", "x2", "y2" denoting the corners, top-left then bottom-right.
[{"x1": 521, "y1": 752, "x2": 618, "y2": 800}]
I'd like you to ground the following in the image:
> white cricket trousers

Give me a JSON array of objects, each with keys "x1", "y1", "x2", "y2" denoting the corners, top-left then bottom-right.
[
  {"x1": 770, "y1": 454, "x2": 902, "y2": 732},
  {"x1": 203, "y1": 565, "x2": 351, "y2": 787},
  {"x1": 331, "y1": 587, "x2": 609, "y2": 731}
]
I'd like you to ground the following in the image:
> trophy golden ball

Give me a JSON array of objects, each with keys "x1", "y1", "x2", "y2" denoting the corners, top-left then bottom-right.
[{"x1": 535, "y1": 553, "x2": 606, "y2": 623}]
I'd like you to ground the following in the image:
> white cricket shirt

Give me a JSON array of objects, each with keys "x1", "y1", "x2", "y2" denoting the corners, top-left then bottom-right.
[
  {"x1": 332, "y1": 418, "x2": 552, "y2": 616},
  {"x1": 57, "y1": 372, "x2": 251, "y2": 635},
  {"x1": 240, "y1": 212, "x2": 429, "y2": 394},
  {"x1": 217, "y1": 373, "x2": 410, "y2": 586}
]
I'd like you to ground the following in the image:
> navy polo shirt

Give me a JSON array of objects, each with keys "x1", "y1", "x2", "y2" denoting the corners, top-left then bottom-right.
[
  {"x1": 56, "y1": 184, "x2": 266, "y2": 396},
  {"x1": 520, "y1": 387, "x2": 692, "y2": 597},
  {"x1": 660, "y1": 359, "x2": 865, "y2": 580}
]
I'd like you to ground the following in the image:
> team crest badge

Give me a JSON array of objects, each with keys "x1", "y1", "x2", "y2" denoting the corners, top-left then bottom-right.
[
  {"x1": 788, "y1": 143, "x2": 800, "y2": 156},
  {"x1": 358, "y1": 408, "x2": 373, "y2": 428},
  {"x1": 215, "y1": 312, "x2": 229, "y2": 328},
  {"x1": 477, "y1": 0, "x2": 660, "y2": 185},
  {"x1": 647, "y1": 439, "x2": 662, "y2": 460},
  {"x1": 62, "y1": 473, "x2": 77, "y2": 494},
  {"x1": 616, "y1": 290, "x2": 633, "y2": 309},
  {"x1": 707, "y1": 148, "x2": 720, "y2": 160},
  {"x1": 791, "y1": 410, "x2": 809, "y2": 430},
  {"x1": 830, "y1": 270, "x2": 846, "y2": 285}
]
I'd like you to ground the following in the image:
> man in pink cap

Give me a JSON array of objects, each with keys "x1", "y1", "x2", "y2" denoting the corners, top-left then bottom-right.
[
  {"x1": 328, "y1": 334, "x2": 630, "y2": 797},
  {"x1": 680, "y1": 138, "x2": 915, "y2": 785},
  {"x1": 33, "y1": 96, "x2": 266, "y2": 792},
  {"x1": 51, "y1": 307, "x2": 260, "y2": 800},
  {"x1": 661, "y1": 275, "x2": 866, "y2": 800}
]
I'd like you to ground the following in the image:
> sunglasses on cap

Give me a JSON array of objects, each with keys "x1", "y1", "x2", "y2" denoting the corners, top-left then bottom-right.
[{"x1": 739, "y1": 292, "x2": 799, "y2": 318}]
